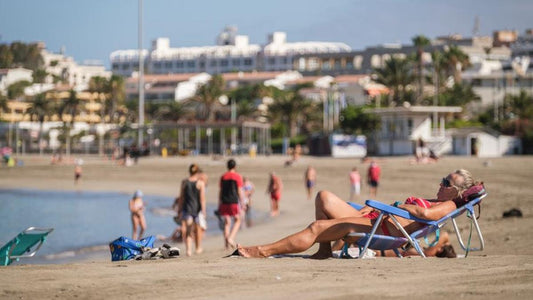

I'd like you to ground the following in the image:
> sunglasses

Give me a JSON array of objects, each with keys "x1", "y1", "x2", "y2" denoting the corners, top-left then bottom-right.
[{"x1": 441, "y1": 177, "x2": 452, "y2": 187}]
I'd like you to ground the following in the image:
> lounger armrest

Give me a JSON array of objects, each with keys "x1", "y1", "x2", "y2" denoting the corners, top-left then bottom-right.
[{"x1": 365, "y1": 200, "x2": 430, "y2": 223}]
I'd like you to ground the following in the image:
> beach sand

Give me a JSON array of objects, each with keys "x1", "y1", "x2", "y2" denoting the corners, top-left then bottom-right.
[{"x1": 1, "y1": 154, "x2": 532, "y2": 299}]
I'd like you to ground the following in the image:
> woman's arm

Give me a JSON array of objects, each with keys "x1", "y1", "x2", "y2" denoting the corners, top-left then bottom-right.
[
  {"x1": 198, "y1": 181, "x2": 206, "y2": 215},
  {"x1": 397, "y1": 201, "x2": 457, "y2": 221}
]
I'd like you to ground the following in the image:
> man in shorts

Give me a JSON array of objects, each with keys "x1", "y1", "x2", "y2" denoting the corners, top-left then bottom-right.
[
  {"x1": 218, "y1": 159, "x2": 244, "y2": 249},
  {"x1": 367, "y1": 160, "x2": 381, "y2": 198}
]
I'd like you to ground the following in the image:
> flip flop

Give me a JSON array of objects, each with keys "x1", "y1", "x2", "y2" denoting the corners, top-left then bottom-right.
[{"x1": 224, "y1": 249, "x2": 242, "y2": 258}]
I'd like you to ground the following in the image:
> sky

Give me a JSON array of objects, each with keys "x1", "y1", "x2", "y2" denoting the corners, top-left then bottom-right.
[{"x1": 1, "y1": 0, "x2": 531, "y2": 69}]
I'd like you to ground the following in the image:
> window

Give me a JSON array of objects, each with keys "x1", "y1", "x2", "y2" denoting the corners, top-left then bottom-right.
[
  {"x1": 176, "y1": 61, "x2": 184, "y2": 68},
  {"x1": 244, "y1": 58, "x2": 252, "y2": 66},
  {"x1": 187, "y1": 61, "x2": 195, "y2": 68},
  {"x1": 220, "y1": 59, "x2": 229, "y2": 67},
  {"x1": 268, "y1": 57, "x2": 276, "y2": 65},
  {"x1": 165, "y1": 61, "x2": 173, "y2": 68},
  {"x1": 322, "y1": 61, "x2": 331, "y2": 70},
  {"x1": 232, "y1": 59, "x2": 241, "y2": 66},
  {"x1": 334, "y1": 59, "x2": 341, "y2": 69},
  {"x1": 371, "y1": 55, "x2": 380, "y2": 68},
  {"x1": 122, "y1": 63, "x2": 129, "y2": 70},
  {"x1": 308, "y1": 58, "x2": 319, "y2": 70},
  {"x1": 153, "y1": 62, "x2": 162, "y2": 69},
  {"x1": 210, "y1": 60, "x2": 217, "y2": 67},
  {"x1": 353, "y1": 55, "x2": 363, "y2": 69},
  {"x1": 112, "y1": 63, "x2": 119, "y2": 70},
  {"x1": 281, "y1": 57, "x2": 288, "y2": 64}
]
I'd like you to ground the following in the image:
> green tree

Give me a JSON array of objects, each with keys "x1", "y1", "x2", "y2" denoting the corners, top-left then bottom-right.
[
  {"x1": 339, "y1": 105, "x2": 380, "y2": 136},
  {"x1": 7, "y1": 80, "x2": 32, "y2": 99},
  {"x1": 268, "y1": 85, "x2": 314, "y2": 138},
  {"x1": 374, "y1": 56, "x2": 415, "y2": 105},
  {"x1": 440, "y1": 83, "x2": 480, "y2": 107},
  {"x1": 32, "y1": 68, "x2": 48, "y2": 84},
  {"x1": 27, "y1": 93, "x2": 51, "y2": 155},
  {"x1": 193, "y1": 74, "x2": 225, "y2": 121},
  {"x1": 442, "y1": 45, "x2": 470, "y2": 84},
  {"x1": 59, "y1": 90, "x2": 81, "y2": 156},
  {"x1": 107, "y1": 75, "x2": 125, "y2": 122},
  {"x1": 412, "y1": 35, "x2": 431, "y2": 104},
  {"x1": 508, "y1": 90, "x2": 533, "y2": 119}
]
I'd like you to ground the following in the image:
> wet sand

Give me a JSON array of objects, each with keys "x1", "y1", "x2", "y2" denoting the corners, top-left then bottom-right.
[{"x1": 1, "y1": 154, "x2": 532, "y2": 299}]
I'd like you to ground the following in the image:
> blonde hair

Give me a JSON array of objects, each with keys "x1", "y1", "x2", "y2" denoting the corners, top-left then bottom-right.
[{"x1": 452, "y1": 169, "x2": 478, "y2": 196}]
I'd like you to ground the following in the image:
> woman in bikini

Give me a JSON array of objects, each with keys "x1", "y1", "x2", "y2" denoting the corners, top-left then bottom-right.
[
  {"x1": 129, "y1": 190, "x2": 147, "y2": 240},
  {"x1": 235, "y1": 169, "x2": 480, "y2": 258}
]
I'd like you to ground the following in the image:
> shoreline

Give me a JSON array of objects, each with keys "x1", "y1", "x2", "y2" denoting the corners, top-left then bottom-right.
[{"x1": 1, "y1": 155, "x2": 532, "y2": 299}]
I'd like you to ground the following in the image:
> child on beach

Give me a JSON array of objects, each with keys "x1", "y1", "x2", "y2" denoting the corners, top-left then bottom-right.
[
  {"x1": 242, "y1": 177, "x2": 255, "y2": 227},
  {"x1": 304, "y1": 166, "x2": 316, "y2": 201},
  {"x1": 349, "y1": 167, "x2": 361, "y2": 201},
  {"x1": 267, "y1": 172, "x2": 283, "y2": 217}
]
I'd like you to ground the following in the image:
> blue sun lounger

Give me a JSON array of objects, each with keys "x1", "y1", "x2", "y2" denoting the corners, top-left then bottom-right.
[
  {"x1": 343, "y1": 190, "x2": 486, "y2": 259},
  {"x1": 1, "y1": 227, "x2": 54, "y2": 266}
]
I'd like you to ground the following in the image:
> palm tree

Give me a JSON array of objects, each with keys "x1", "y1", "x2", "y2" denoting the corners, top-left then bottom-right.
[
  {"x1": 193, "y1": 74, "x2": 225, "y2": 121},
  {"x1": 59, "y1": 90, "x2": 81, "y2": 156},
  {"x1": 443, "y1": 45, "x2": 470, "y2": 84},
  {"x1": 374, "y1": 56, "x2": 415, "y2": 105},
  {"x1": 107, "y1": 75, "x2": 125, "y2": 123},
  {"x1": 27, "y1": 93, "x2": 51, "y2": 155},
  {"x1": 412, "y1": 35, "x2": 431, "y2": 104},
  {"x1": 268, "y1": 86, "x2": 314, "y2": 138}
]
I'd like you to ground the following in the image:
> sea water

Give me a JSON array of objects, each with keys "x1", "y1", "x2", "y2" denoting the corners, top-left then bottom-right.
[{"x1": 0, "y1": 189, "x2": 222, "y2": 264}]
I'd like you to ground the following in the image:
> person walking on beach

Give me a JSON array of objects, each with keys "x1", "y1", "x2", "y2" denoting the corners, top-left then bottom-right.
[
  {"x1": 349, "y1": 167, "x2": 361, "y2": 201},
  {"x1": 242, "y1": 177, "x2": 255, "y2": 227},
  {"x1": 367, "y1": 160, "x2": 381, "y2": 198},
  {"x1": 129, "y1": 190, "x2": 147, "y2": 240},
  {"x1": 267, "y1": 172, "x2": 283, "y2": 217},
  {"x1": 218, "y1": 159, "x2": 244, "y2": 249},
  {"x1": 304, "y1": 166, "x2": 316, "y2": 201},
  {"x1": 74, "y1": 162, "x2": 82, "y2": 185},
  {"x1": 177, "y1": 164, "x2": 206, "y2": 256}
]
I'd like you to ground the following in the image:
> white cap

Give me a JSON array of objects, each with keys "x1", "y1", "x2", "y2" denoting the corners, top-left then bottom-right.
[{"x1": 133, "y1": 190, "x2": 143, "y2": 198}]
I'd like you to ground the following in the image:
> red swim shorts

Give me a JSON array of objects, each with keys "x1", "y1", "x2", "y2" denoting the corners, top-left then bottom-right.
[
  {"x1": 218, "y1": 203, "x2": 240, "y2": 216},
  {"x1": 271, "y1": 192, "x2": 281, "y2": 201}
]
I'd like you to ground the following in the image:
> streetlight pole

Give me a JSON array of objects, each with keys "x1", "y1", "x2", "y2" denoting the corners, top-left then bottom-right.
[{"x1": 137, "y1": 0, "x2": 145, "y2": 147}]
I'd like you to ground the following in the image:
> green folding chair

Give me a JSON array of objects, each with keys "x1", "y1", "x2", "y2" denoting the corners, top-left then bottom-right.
[{"x1": 1, "y1": 227, "x2": 54, "y2": 266}]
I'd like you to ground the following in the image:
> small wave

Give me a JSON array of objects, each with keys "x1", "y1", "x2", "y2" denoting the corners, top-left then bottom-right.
[
  {"x1": 151, "y1": 207, "x2": 176, "y2": 217},
  {"x1": 43, "y1": 244, "x2": 109, "y2": 260}
]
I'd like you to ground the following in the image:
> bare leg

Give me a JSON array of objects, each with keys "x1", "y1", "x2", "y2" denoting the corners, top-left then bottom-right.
[
  {"x1": 238, "y1": 217, "x2": 373, "y2": 258},
  {"x1": 227, "y1": 215, "x2": 241, "y2": 247},
  {"x1": 131, "y1": 214, "x2": 139, "y2": 240},
  {"x1": 311, "y1": 191, "x2": 364, "y2": 259},
  {"x1": 223, "y1": 215, "x2": 232, "y2": 249},
  {"x1": 138, "y1": 214, "x2": 146, "y2": 240},
  {"x1": 194, "y1": 224, "x2": 204, "y2": 254},
  {"x1": 182, "y1": 219, "x2": 193, "y2": 256}
]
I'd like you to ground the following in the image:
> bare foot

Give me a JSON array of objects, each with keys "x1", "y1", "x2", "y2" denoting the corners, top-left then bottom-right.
[
  {"x1": 186, "y1": 250, "x2": 192, "y2": 257},
  {"x1": 195, "y1": 248, "x2": 203, "y2": 254},
  {"x1": 226, "y1": 238, "x2": 236, "y2": 249},
  {"x1": 236, "y1": 244, "x2": 267, "y2": 258}
]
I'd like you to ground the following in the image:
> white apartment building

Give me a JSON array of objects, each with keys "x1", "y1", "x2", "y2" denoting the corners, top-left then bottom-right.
[
  {"x1": 110, "y1": 26, "x2": 351, "y2": 76},
  {"x1": 0, "y1": 67, "x2": 33, "y2": 97},
  {"x1": 40, "y1": 45, "x2": 111, "y2": 90}
]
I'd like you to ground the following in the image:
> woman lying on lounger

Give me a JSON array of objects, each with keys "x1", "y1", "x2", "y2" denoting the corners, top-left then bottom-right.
[{"x1": 234, "y1": 169, "x2": 480, "y2": 258}]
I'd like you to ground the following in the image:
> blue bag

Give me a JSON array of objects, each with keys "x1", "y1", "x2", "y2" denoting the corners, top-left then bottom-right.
[{"x1": 109, "y1": 236, "x2": 155, "y2": 261}]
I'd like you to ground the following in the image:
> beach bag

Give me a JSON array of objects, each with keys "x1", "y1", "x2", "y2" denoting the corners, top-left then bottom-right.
[{"x1": 109, "y1": 236, "x2": 155, "y2": 261}]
